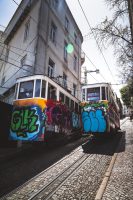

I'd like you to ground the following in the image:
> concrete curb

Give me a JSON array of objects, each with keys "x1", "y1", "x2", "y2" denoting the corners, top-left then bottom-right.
[
  {"x1": 95, "y1": 153, "x2": 118, "y2": 200},
  {"x1": 95, "y1": 133, "x2": 124, "y2": 200}
]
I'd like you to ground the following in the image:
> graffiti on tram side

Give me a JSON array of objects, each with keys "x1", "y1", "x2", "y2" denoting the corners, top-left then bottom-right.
[
  {"x1": 81, "y1": 102, "x2": 107, "y2": 133},
  {"x1": 45, "y1": 101, "x2": 81, "y2": 134},
  {"x1": 82, "y1": 109, "x2": 107, "y2": 133},
  {"x1": 10, "y1": 98, "x2": 81, "y2": 141},
  {"x1": 10, "y1": 105, "x2": 46, "y2": 141},
  {"x1": 80, "y1": 100, "x2": 109, "y2": 112},
  {"x1": 72, "y1": 112, "x2": 80, "y2": 129},
  {"x1": 11, "y1": 109, "x2": 39, "y2": 133}
]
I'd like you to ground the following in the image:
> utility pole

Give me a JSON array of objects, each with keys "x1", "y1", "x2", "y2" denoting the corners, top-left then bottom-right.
[{"x1": 84, "y1": 67, "x2": 99, "y2": 84}]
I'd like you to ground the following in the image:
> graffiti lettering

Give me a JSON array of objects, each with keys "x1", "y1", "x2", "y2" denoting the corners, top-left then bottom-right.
[
  {"x1": 45, "y1": 101, "x2": 81, "y2": 134},
  {"x1": 82, "y1": 109, "x2": 107, "y2": 133},
  {"x1": 11, "y1": 108, "x2": 39, "y2": 136},
  {"x1": 72, "y1": 112, "x2": 80, "y2": 128}
]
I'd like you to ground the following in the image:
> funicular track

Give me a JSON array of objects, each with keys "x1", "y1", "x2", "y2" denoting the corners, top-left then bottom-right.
[
  {"x1": 1, "y1": 140, "x2": 94, "y2": 200},
  {"x1": 29, "y1": 153, "x2": 90, "y2": 200},
  {"x1": 1, "y1": 119, "x2": 127, "y2": 200}
]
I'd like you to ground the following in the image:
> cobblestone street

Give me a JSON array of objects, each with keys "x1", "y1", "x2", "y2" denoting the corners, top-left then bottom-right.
[
  {"x1": 0, "y1": 118, "x2": 132, "y2": 200},
  {"x1": 102, "y1": 118, "x2": 133, "y2": 200}
]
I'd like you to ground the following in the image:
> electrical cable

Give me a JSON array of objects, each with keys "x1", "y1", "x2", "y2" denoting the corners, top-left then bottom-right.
[
  {"x1": 77, "y1": 0, "x2": 118, "y2": 85},
  {"x1": 11, "y1": 0, "x2": 106, "y2": 82},
  {"x1": 1, "y1": 0, "x2": 107, "y2": 92}
]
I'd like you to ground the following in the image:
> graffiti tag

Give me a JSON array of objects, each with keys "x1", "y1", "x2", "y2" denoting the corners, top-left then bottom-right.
[
  {"x1": 11, "y1": 108, "x2": 39, "y2": 137},
  {"x1": 72, "y1": 112, "x2": 80, "y2": 128},
  {"x1": 82, "y1": 109, "x2": 107, "y2": 133}
]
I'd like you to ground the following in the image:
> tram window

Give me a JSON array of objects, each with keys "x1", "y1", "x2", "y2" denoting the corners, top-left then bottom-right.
[
  {"x1": 106, "y1": 87, "x2": 108, "y2": 100},
  {"x1": 102, "y1": 87, "x2": 106, "y2": 100},
  {"x1": 71, "y1": 99, "x2": 74, "y2": 110},
  {"x1": 35, "y1": 79, "x2": 41, "y2": 97},
  {"x1": 65, "y1": 96, "x2": 70, "y2": 107},
  {"x1": 48, "y1": 83, "x2": 57, "y2": 100},
  {"x1": 41, "y1": 80, "x2": 46, "y2": 98},
  {"x1": 79, "y1": 105, "x2": 81, "y2": 113},
  {"x1": 18, "y1": 81, "x2": 34, "y2": 99},
  {"x1": 87, "y1": 87, "x2": 100, "y2": 101},
  {"x1": 14, "y1": 83, "x2": 18, "y2": 99},
  {"x1": 59, "y1": 92, "x2": 65, "y2": 103},
  {"x1": 75, "y1": 102, "x2": 78, "y2": 112},
  {"x1": 69, "y1": 99, "x2": 71, "y2": 108}
]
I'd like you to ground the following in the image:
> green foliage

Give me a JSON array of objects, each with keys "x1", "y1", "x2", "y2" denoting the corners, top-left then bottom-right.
[
  {"x1": 91, "y1": 0, "x2": 133, "y2": 82},
  {"x1": 120, "y1": 85, "x2": 131, "y2": 107}
]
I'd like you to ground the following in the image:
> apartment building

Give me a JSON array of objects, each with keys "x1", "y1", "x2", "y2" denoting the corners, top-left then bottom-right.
[{"x1": 0, "y1": 0, "x2": 85, "y2": 104}]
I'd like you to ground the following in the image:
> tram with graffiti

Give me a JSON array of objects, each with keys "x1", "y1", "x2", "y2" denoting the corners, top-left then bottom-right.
[
  {"x1": 81, "y1": 83, "x2": 120, "y2": 135},
  {"x1": 10, "y1": 75, "x2": 81, "y2": 142}
]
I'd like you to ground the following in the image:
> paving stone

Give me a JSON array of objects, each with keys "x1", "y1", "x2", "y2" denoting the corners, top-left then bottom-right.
[{"x1": 102, "y1": 119, "x2": 133, "y2": 200}]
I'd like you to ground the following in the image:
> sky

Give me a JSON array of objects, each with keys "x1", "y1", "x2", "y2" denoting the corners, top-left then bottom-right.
[{"x1": 0, "y1": 0, "x2": 126, "y2": 98}]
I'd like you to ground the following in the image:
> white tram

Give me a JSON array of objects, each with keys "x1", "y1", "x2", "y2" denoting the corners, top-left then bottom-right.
[
  {"x1": 81, "y1": 83, "x2": 120, "y2": 135},
  {"x1": 10, "y1": 75, "x2": 81, "y2": 141}
]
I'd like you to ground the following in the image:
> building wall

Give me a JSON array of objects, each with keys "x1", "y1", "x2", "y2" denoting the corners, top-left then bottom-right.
[
  {"x1": 36, "y1": 0, "x2": 83, "y2": 100},
  {"x1": 0, "y1": 0, "x2": 84, "y2": 103},
  {"x1": 0, "y1": 0, "x2": 41, "y2": 104}
]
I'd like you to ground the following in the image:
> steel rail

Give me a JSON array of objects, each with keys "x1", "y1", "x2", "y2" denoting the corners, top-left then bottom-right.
[{"x1": 30, "y1": 154, "x2": 91, "y2": 200}]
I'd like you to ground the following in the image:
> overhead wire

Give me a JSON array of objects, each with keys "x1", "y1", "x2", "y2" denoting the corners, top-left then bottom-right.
[
  {"x1": 11, "y1": 0, "x2": 106, "y2": 82},
  {"x1": 0, "y1": 41, "x2": 34, "y2": 54},
  {"x1": 0, "y1": 35, "x2": 39, "y2": 88},
  {"x1": 77, "y1": 0, "x2": 118, "y2": 85},
  {"x1": 0, "y1": 0, "x2": 107, "y2": 91}
]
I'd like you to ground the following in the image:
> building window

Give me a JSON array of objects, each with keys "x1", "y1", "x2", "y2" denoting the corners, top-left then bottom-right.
[
  {"x1": 73, "y1": 83, "x2": 77, "y2": 97},
  {"x1": 74, "y1": 33, "x2": 77, "y2": 44},
  {"x1": 73, "y1": 54, "x2": 77, "y2": 71},
  {"x1": 63, "y1": 72, "x2": 67, "y2": 88},
  {"x1": 48, "y1": 58, "x2": 55, "y2": 77},
  {"x1": 20, "y1": 55, "x2": 27, "y2": 67},
  {"x1": 65, "y1": 16, "x2": 69, "y2": 32},
  {"x1": 64, "y1": 41, "x2": 68, "y2": 62},
  {"x1": 24, "y1": 19, "x2": 30, "y2": 41},
  {"x1": 50, "y1": 22, "x2": 57, "y2": 44}
]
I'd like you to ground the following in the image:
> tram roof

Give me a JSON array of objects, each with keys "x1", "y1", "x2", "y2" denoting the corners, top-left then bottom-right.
[
  {"x1": 82, "y1": 82, "x2": 112, "y2": 89},
  {"x1": 16, "y1": 74, "x2": 49, "y2": 82}
]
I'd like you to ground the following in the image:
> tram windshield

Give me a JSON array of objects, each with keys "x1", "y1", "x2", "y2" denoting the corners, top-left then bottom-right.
[
  {"x1": 87, "y1": 87, "x2": 100, "y2": 101},
  {"x1": 18, "y1": 80, "x2": 34, "y2": 99}
]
